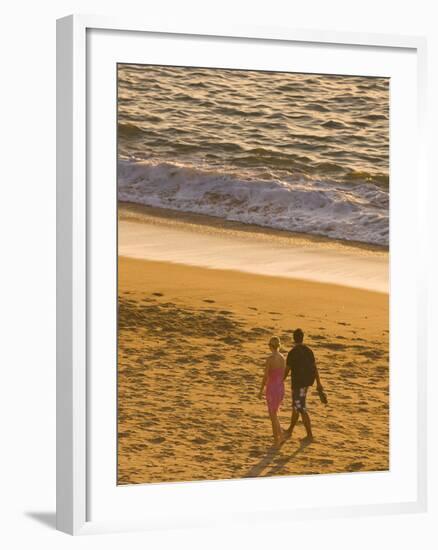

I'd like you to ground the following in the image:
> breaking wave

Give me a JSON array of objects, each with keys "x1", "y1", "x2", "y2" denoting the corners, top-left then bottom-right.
[{"x1": 118, "y1": 159, "x2": 389, "y2": 246}]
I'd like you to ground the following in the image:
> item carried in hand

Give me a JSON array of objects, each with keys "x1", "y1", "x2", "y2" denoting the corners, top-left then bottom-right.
[{"x1": 317, "y1": 386, "x2": 328, "y2": 405}]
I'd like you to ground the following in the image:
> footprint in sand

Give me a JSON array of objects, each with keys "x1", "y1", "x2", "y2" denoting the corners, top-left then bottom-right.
[
  {"x1": 250, "y1": 327, "x2": 270, "y2": 335},
  {"x1": 348, "y1": 461, "x2": 365, "y2": 471},
  {"x1": 203, "y1": 299, "x2": 215, "y2": 303},
  {"x1": 217, "y1": 444, "x2": 233, "y2": 452},
  {"x1": 359, "y1": 349, "x2": 385, "y2": 360},
  {"x1": 191, "y1": 437, "x2": 209, "y2": 445},
  {"x1": 321, "y1": 342, "x2": 347, "y2": 351},
  {"x1": 175, "y1": 356, "x2": 193, "y2": 364},
  {"x1": 160, "y1": 450, "x2": 174, "y2": 459},
  {"x1": 249, "y1": 448, "x2": 263, "y2": 458},
  {"x1": 152, "y1": 292, "x2": 164, "y2": 297},
  {"x1": 317, "y1": 458, "x2": 334, "y2": 465},
  {"x1": 340, "y1": 369, "x2": 355, "y2": 378},
  {"x1": 149, "y1": 436, "x2": 166, "y2": 444},
  {"x1": 221, "y1": 336, "x2": 242, "y2": 345},
  {"x1": 205, "y1": 353, "x2": 225, "y2": 362},
  {"x1": 327, "y1": 422, "x2": 340, "y2": 430},
  {"x1": 375, "y1": 365, "x2": 387, "y2": 374},
  {"x1": 249, "y1": 307, "x2": 258, "y2": 311}
]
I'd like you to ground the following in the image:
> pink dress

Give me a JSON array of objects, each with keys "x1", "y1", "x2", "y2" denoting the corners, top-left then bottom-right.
[{"x1": 265, "y1": 367, "x2": 285, "y2": 415}]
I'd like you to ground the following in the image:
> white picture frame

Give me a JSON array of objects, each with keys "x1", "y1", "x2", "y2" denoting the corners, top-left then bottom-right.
[{"x1": 56, "y1": 14, "x2": 428, "y2": 535}]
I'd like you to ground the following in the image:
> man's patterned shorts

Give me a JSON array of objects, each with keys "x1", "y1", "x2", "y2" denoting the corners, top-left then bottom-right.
[{"x1": 292, "y1": 386, "x2": 308, "y2": 412}]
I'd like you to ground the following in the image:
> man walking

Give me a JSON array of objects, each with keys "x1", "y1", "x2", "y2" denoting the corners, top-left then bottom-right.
[{"x1": 284, "y1": 328, "x2": 323, "y2": 441}]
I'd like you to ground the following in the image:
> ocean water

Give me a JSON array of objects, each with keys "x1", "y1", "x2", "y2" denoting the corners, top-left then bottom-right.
[{"x1": 118, "y1": 64, "x2": 389, "y2": 246}]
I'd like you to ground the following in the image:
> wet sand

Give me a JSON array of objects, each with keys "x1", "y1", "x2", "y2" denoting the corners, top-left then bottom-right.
[{"x1": 118, "y1": 203, "x2": 388, "y2": 293}]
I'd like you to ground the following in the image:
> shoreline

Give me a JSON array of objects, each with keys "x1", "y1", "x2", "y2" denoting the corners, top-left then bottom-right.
[
  {"x1": 119, "y1": 201, "x2": 389, "y2": 253},
  {"x1": 118, "y1": 202, "x2": 389, "y2": 293}
]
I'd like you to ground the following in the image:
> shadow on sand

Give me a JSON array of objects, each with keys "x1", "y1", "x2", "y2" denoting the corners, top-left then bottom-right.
[{"x1": 244, "y1": 438, "x2": 312, "y2": 478}]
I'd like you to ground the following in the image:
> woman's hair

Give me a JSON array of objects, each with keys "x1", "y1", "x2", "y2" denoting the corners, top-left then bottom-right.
[{"x1": 269, "y1": 336, "x2": 281, "y2": 350}]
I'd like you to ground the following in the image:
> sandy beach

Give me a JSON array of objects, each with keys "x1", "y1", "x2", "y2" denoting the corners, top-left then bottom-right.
[{"x1": 117, "y1": 207, "x2": 389, "y2": 485}]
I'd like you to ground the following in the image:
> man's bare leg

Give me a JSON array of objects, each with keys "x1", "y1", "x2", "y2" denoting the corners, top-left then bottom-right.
[
  {"x1": 275, "y1": 414, "x2": 284, "y2": 444},
  {"x1": 300, "y1": 410, "x2": 313, "y2": 440},
  {"x1": 285, "y1": 409, "x2": 299, "y2": 436}
]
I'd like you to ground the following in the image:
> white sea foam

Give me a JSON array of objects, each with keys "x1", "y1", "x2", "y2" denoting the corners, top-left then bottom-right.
[{"x1": 118, "y1": 159, "x2": 389, "y2": 246}]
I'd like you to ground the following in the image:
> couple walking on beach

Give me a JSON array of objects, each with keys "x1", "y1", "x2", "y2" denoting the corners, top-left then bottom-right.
[{"x1": 258, "y1": 328, "x2": 325, "y2": 447}]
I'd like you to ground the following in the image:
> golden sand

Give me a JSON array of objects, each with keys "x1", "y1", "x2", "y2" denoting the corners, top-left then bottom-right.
[{"x1": 117, "y1": 256, "x2": 389, "y2": 485}]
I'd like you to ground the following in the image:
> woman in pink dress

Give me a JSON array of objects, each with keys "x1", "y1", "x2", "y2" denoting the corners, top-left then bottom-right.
[{"x1": 258, "y1": 336, "x2": 286, "y2": 446}]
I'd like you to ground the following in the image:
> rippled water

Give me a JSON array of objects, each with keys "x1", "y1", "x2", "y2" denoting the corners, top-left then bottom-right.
[{"x1": 118, "y1": 64, "x2": 389, "y2": 245}]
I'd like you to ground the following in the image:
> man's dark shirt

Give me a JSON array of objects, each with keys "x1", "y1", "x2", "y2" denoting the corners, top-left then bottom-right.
[{"x1": 286, "y1": 344, "x2": 316, "y2": 389}]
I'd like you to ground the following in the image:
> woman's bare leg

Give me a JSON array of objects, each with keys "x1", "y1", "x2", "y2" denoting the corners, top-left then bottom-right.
[
  {"x1": 269, "y1": 413, "x2": 278, "y2": 442},
  {"x1": 275, "y1": 415, "x2": 283, "y2": 440},
  {"x1": 270, "y1": 412, "x2": 284, "y2": 445}
]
